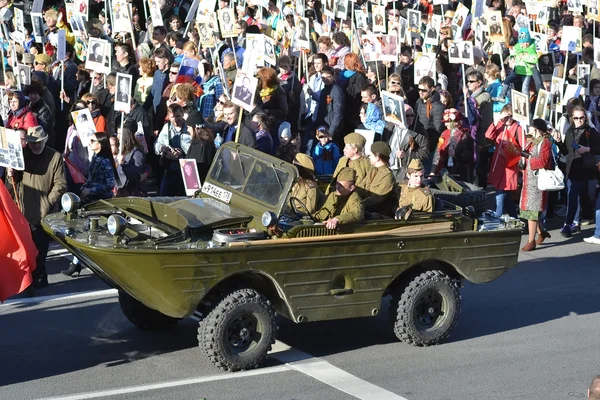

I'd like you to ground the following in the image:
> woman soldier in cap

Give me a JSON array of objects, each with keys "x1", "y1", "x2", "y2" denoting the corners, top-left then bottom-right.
[
  {"x1": 327, "y1": 132, "x2": 372, "y2": 197},
  {"x1": 291, "y1": 153, "x2": 325, "y2": 215},
  {"x1": 363, "y1": 141, "x2": 396, "y2": 216}
]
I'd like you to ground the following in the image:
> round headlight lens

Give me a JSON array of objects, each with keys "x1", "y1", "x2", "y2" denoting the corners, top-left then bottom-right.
[
  {"x1": 61, "y1": 193, "x2": 81, "y2": 213},
  {"x1": 107, "y1": 214, "x2": 127, "y2": 236},
  {"x1": 261, "y1": 211, "x2": 278, "y2": 228}
]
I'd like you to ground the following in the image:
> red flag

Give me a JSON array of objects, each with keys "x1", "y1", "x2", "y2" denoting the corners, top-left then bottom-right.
[{"x1": 0, "y1": 180, "x2": 38, "y2": 302}]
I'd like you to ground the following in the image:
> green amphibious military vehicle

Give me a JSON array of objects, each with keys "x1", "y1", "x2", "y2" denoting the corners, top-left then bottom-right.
[{"x1": 43, "y1": 142, "x2": 523, "y2": 371}]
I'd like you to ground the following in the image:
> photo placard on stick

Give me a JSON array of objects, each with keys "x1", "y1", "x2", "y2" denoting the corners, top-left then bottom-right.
[
  {"x1": 424, "y1": 15, "x2": 441, "y2": 46},
  {"x1": 71, "y1": 108, "x2": 97, "y2": 144},
  {"x1": 588, "y1": 0, "x2": 600, "y2": 22},
  {"x1": 414, "y1": 53, "x2": 437, "y2": 84},
  {"x1": 263, "y1": 36, "x2": 277, "y2": 65},
  {"x1": 323, "y1": 0, "x2": 335, "y2": 19},
  {"x1": 550, "y1": 77, "x2": 564, "y2": 107},
  {"x1": 112, "y1": 0, "x2": 133, "y2": 33},
  {"x1": 537, "y1": 6, "x2": 549, "y2": 25},
  {"x1": 452, "y1": 2, "x2": 469, "y2": 31},
  {"x1": 486, "y1": 10, "x2": 504, "y2": 43},
  {"x1": 577, "y1": 64, "x2": 590, "y2": 95},
  {"x1": 407, "y1": 10, "x2": 421, "y2": 37},
  {"x1": 538, "y1": 52, "x2": 555, "y2": 76},
  {"x1": 511, "y1": 90, "x2": 529, "y2": 124},
  {"x1": 148, "y1": 0, "x2": 164, "y2": 26},
  {"x1": 218, "y1": 8, "x2": 237, "y2": 38},
  {"x1": 381, "y1": 90, "x2": 406, "y2": 127},
  {"x1": 361, "y1": 34, "x2": 398, "y2": 62},
  {"x1": 295, "y1": 17, "x2": 310, "y2": 50},
  {"x1": 560, "y1": 26, "x2": 582, "y2": 53},
  {"x1": 448, "y1": 40, "x2": 474, "y2": 65},
  {"x1": 85, "y1": 37, "x2": 108, "y2": 70},
  {"x1": 57, "y1": 29, "x2": 67, "y2": 61},
  {"x1": 0, "y1": 128, "x2": 25, "y2": 170},
  {"x1": 533, "y1": 89, "x2": 551, "y2": 120},
  {"x1": 31, "y1": 13, "x2": 46, "y2": 43},
  {"x1": 231, "y1": 70, "x2": 258, "y2": 112},
  {"x1": 16, "y1": 64, "x2": 31, "y2": 87},
  {"x1": 335, "y1": 0, "x2": 348, "y2": 20},
  {"x1": 567, "y1": 0, "x2": 583, "y2": 13},
  {"x1": 372, "y1": 5, "x2": 386, "y2": 33},
  {"x1": 12, "y1": 8, "x2": 25, "y2": 43},
  {"x1": 115, "y1": 73, "x2": 133, "y2": 114},
  {"x1": 180, "y1": 159, "x2": 202, "y2": 196}
]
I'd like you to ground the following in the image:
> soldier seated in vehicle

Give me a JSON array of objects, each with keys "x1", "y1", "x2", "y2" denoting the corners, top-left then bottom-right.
[
  {"x1": 291, "y1": 153, "x2": 325, "y2": 215},
  {"x1": 314, "y1": 167, "x2": 364, "y2": 229},
  {"x1": 327, "y1": 133, "x2": 372, "y2": 197},
  {"x1": 397, "y1": 159, "x2": 434, "y2": 216}
]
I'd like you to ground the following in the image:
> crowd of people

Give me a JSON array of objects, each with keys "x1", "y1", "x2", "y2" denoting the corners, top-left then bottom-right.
[{"x1": 1, "y1": 0, "x2": 600, "y2": 291}]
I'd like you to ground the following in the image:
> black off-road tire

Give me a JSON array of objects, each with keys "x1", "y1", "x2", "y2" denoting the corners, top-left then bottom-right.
[
  {"x1": 390, "y1": 270, "x2": 461, "y2": 346},
  {"x1": 198, "y1": 289, "x2": 278, "y2": 371},
  {"x1": 118, "y1": 290, "x2": 179, "y2": 331}
]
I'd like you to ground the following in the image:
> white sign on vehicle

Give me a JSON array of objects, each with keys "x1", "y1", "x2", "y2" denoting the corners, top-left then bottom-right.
[{"x1": 202, "y1": 183, "x2": 232, "y2": 204}]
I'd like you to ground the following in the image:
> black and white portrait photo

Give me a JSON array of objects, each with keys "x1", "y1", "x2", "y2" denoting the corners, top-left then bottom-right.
[
  {"x1": 31, "y1": 13, "x2": 46, "y2": 43},
  {"x1": 381, "y1": 91, "x2": 406, "y2": 126},
  {"x1": 296, "y1": 17, "x2": 310, "y2": 49},
  {"x1": 16, "y1": 64, "x2": 31, "y2": 86},
  {"x1": 114, "y1": 72, "x2": 132, "y2": 113},
  {"x1": 538, "y1": 53, "x2": 555, "y2": 76},
  {"x1": 577, "y1": 64, "x2": 591, "y2": 94},
  {"x1": 533, "y1": 89, "x2": 550, "y2": 120},
  {"x1": 447, "y1": 40, "x2": 474, "y2": 65},
  {"x1": 218, "y1": 8, "x2": 237, "y2": 38},
  {"x1": 407, "y1": 10, "x2": 421, "y2": 35},
  {"x1": 511, "y1": 90, "x2": 529, "y2": 124},
  {"x1": 264, "y1": 36, "x2": 277, "y2": 65},
  {"x1": 335, "y1": 0, "x2": 347, "y2": 20},
  {"x1": 85, "y1": 38, "x2": 109, "y2": 71},
  {"x1": 231, "y1": 71, "x2": 258, "y2": 112}
]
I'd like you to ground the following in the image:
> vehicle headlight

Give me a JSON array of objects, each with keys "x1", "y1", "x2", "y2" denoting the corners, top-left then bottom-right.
[
  {"x1": 61, "y1": 193, "x2": 81, "y2": 213},
  {"x1": 261, "y1": 211, "x2": 278, "y2": 228},
  {"x1": 107, "y1": 214, "x2": 127, "y2": 236}
]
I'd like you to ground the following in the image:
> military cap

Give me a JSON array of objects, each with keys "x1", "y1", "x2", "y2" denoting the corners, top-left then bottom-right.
[
  {"x1": 294, "y1": 153, "x2": 315, "y2": 173},
  {"x1": 337, "y1": 167, "x2": 356, "y2": 182},
  {"x1": 371, "y1": 141, "x2": 391, "y2": 158},
  {"x1": 35, "y1": 54, "x2": 51, "y2": 65},
  {"x1": 408, "y1": 159, "x2": 424, "y2": 171},
  {"x1": 344, "y1": 132, "x2": 366, "y2": 149},
  {"x1": 22, "y1": 53, "x2": 34, "y2": 64}
]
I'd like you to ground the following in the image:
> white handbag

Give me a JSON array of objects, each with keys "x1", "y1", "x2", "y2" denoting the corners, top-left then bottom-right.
[
  {"x1": 535, "y1": 141, "x2": 564, "y2": 191},
  {"x1": 536, "y1": 167, "x2": 565, "y2": 191}
]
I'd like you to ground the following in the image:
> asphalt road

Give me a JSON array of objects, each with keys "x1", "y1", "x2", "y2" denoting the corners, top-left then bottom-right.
[{"x1": 1, "y1": 221, "x2": 600, "y2": 400}]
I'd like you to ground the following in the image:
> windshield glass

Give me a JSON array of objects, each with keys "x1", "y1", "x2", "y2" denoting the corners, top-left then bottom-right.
[{"x1": 209, "y1": 147, "x2": 291, "y2": 207}]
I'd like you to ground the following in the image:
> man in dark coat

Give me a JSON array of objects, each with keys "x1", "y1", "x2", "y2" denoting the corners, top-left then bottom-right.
[
  {"x1": 314, "y1": 66, "x2": 345, "y2": 146},
  {"x1": 221, "y1": 101, "x2": 257, "y2": 149},
  {"x1": 414, "y1": 76, "x2": 445, "y2": 171}
]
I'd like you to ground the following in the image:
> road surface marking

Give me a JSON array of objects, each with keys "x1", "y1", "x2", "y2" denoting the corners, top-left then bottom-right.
[
  {"x1": 33, "y1": 365, "x2": 291, "y2": 400},
  {"x1": 271, "y1": 341, "x2": 409, "y2": 400},
  {"x1": 1, "y1": 288, "x2": 118, "y2": 306}
]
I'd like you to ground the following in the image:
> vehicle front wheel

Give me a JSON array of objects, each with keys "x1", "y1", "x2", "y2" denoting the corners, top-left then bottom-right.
[
  {"x1": 118, "y1": 290, "x2": 179, "y2": 331},
  {"x1": 390, "y1": 270, "x2": 461, "y2": 346},
  {"x1": 199, "y1": 288, "x2": 278, "y2": 371}
]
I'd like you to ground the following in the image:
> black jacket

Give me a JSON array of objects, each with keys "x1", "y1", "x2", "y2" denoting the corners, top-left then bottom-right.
[
  {"x1": 222, "y1": 121, "x2": 257, "y2": 149},
  {"x1": 558, "y1": 125, "x2": 600, "y2": 180},
  {"x1": 414, "y1": 91, "x2": 445, "y2": 152},
  {"x1": 345, "y1": 72, "x2": 369, "y2": 131},
  {"x1": 315, "y1": 83, "x2": 344, "y2": 142}
]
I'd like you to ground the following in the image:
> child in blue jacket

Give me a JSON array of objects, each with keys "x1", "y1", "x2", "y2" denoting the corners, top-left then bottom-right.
[{"x1": 311, "y1": 126, "x2": 341, "y2": 176}]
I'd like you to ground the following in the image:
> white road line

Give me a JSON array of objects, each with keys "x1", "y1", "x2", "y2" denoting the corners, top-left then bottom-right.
[
  {"x1": 33, "y1": 365, "x2": 291, "y2": 400},
  {"x1": 271, "y1": 341, "x2": 409, "y2": 400},
  {"x1": 1, "y1": 288, "x2": 118, "y2": 306}
]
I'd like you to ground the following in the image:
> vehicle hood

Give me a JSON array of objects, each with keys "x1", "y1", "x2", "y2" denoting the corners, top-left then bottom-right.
[{"x1": 168, "y1": 197, "x2": 253, "y2": 230}]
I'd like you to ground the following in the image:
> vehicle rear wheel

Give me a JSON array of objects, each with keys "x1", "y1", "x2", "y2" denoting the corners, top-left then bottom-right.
[
  {"x1": 118, "y1": 290, "x2": 179, "y2": 331},
  {"x1": 198, "y1": 288, "x2": 278, "y2": 371},
  {"x1": 390, "y1": 270, "x2": 461, "y2": 346}
]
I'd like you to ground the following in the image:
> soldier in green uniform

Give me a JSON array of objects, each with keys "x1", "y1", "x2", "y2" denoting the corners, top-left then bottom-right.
[
  {"x1": 364, "y1": 141, "x2": 396, "y2": 216},
  {"x1": 291, "y1": 153, "x2": 325, "y2": 215},
  {"x1": 397, "y1": 159, "x2": 434, "y2": 214},
  {"x1": 315, "y1": 167, "x2": 364, "y2": 229},
  {"x1": 327, "y1": 133, "x2": 372, "y2": 197}
]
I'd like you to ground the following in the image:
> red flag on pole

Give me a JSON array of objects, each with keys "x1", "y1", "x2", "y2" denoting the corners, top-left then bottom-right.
[{"x1": 0, "y1": 179, "x2": 38, "y2": 302}]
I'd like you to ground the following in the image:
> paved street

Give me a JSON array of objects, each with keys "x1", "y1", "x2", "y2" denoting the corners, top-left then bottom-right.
[{"x1": 1, "y1": 223, "x2": 600, "y2": 400}]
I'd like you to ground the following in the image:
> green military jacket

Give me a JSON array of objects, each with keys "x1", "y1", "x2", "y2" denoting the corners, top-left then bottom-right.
[
  {"x1": 314, "y1": 191, "x2": 364, "y2": 224},
  {"x1": 398, "y1": 183, "x2": 434, "y2": 213},
  {"x1": 327, "y1": 156, "x2": 372, "y2": 197},
  {"x1": 363, "y1": 165, "x2": 395, "y2": 213},
  {"x1": 291, "y1": 179, "x2": 325, "y2": 215}
]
